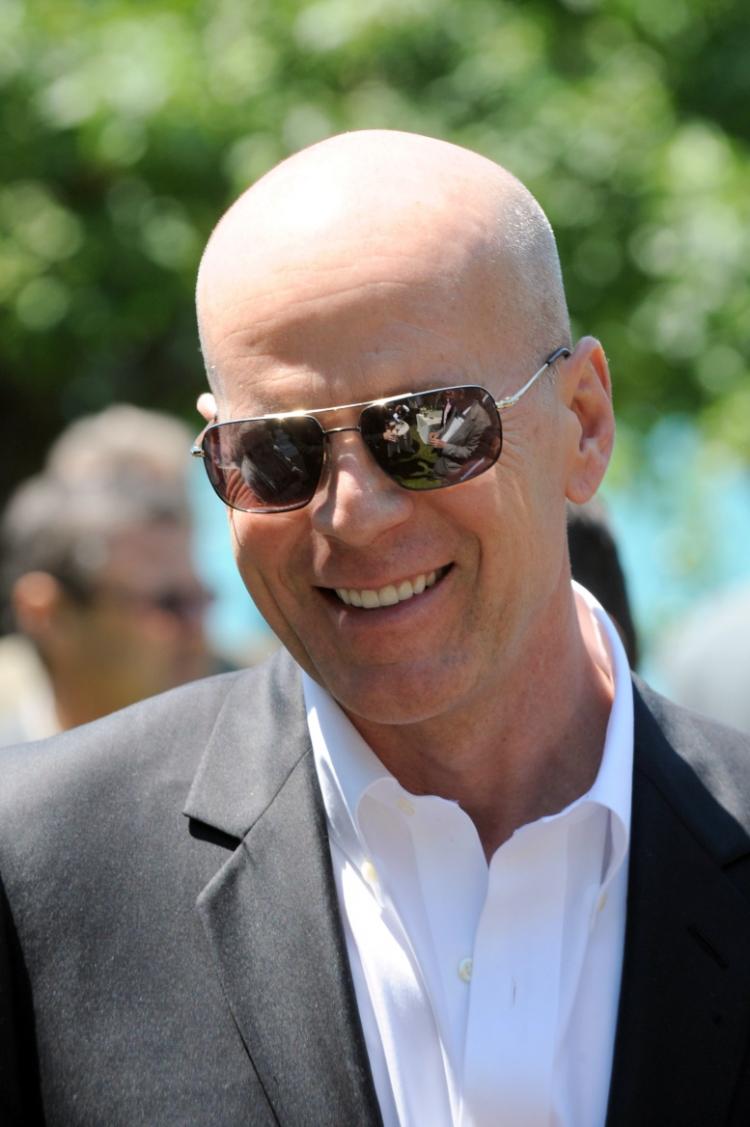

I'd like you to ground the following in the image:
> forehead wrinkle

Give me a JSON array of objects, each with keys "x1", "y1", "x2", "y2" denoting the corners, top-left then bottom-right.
[
  {"x1": 208, "y1": 274, "x2": 419, "y2": 337},
  {"x1": 215, "y1": 313, "x2": 473, "y2": 386},
  {"x1": 200, "y1": 278, "x2": 423, "y2": 379},
  {"x1": 207, "y1": 284, "x2": 477, "y2": 393},
  {"x1": 216, "y1": 366, "x2": 325, "y2": 418},
  {"x1": 200, "y1": 247, "x2": 468, "y2": 346},
  {"x1": 213, "y1": 343, "x2": 478, "y2": 421}
]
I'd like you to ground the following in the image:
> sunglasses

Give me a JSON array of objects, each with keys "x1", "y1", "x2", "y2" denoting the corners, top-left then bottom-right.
[
  {"x1": 88, "y1": 584, "x2": 213, "y2": 622},
  {"x1": 192, "y1": 346, "x2": 570, "y2": 514}
]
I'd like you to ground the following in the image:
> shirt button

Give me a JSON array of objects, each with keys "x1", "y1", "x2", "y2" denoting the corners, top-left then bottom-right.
[
  {"x1": 457, "y1": 957, "x2": 473, "y2": 983},
  {"x1": 397, "y1": 796, "x2": 415, "y2": 816},
  {"x1": 361, "y1": 860, "x2": 378, "y2": 885},
  {"x1": 590, "y1": 891, "x2": 608, "y2": 931}
]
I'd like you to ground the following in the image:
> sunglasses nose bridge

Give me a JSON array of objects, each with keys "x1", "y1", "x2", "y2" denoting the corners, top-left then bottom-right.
[
  {"x1": 310, "y1": 401, "x2": 365, "y2": 452},
  {"x1": 321, "y1": 423, "x2": 362, "y2": 438},
  {"x1": 316, "y1": 422, "x2": 369, "y2": 488}
]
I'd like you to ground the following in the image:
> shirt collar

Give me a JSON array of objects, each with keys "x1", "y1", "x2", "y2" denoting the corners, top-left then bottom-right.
[
  {"x1": 305, "y1": 676, "x2": 389, "y2": 866},
  {"x1": 304, "y1": 580, "x2": 633, "y2": 870},
  {"x1": 568, "y1": 580, "x2": 633, "y2": 883}
]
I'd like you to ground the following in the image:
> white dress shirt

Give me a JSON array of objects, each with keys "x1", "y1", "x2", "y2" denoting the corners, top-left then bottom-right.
[{"x1": 304, "y1": 583, "x2": 633, "y2": 1127}]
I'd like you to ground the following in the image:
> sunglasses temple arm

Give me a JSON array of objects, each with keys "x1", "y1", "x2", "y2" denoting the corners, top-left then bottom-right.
[
  {"x1": 191, "y1": 415, "x2": 220, "y2": 458},
  {"x1": 494, "y1": 346, "x2": 571, "y2": 411}
]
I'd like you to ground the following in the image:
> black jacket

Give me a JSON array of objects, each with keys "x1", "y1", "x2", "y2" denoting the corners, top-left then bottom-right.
[{"x1": 2, "y1": 649, "x2": 750, "y2": 1125}]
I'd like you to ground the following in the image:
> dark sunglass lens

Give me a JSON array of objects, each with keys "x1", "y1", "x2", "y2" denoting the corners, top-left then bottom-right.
[
  {"x1": 203, "y1": 417, "x2": 325, "y2": 512},
  {"x1": 152, "y1": 590, "x2": 212, "y2": 621},
  {"x1": 361, "y1": 388, "x2": 502, "y2": 491}
]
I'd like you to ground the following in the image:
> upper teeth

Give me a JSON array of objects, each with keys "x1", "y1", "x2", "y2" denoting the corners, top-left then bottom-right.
[{"x1": 336, "y1": 570, "x2": 438, "y2": 609}]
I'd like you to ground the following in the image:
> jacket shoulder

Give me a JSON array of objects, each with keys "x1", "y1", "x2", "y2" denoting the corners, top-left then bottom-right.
[
  {"x1": 0, "y1": 649, "x2": 298, "y2": 842},
  {"x1": 633, "y1": 677, "x2": 750, "y2": 860}
]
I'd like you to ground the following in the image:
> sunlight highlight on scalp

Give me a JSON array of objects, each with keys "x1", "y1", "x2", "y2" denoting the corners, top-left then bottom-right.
[{"x1": 196, "y1": 130, "x2": 572, "y2": 396}]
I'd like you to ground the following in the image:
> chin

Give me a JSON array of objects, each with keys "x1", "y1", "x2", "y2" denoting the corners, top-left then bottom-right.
[{"x1": 321, "y1": 660, "x2": 474, "y2": 729}]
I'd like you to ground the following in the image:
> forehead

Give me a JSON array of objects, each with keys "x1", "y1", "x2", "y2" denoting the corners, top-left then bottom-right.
[
  {"x1": 102, "y1": 521, "x2": 195, "y2": 586},
  {"x1": 204, "y1": 251, "x2": 514, "y2": 417}
]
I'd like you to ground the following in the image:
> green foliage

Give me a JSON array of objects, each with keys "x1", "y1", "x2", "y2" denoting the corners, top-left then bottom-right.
[{"x1": 1, "y1": 0, "x2": 749, "y2": 502}]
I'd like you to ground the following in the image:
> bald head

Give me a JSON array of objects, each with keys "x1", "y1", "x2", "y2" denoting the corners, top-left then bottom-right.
[{"x1": 197, "y1": 130, "x2": 570, "y2": 405}]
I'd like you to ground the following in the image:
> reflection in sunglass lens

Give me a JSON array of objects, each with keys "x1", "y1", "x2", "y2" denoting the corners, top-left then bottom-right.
[
  {"x1": 202, "y1": 416, "x2": 325, "y2": 513},
  {"x1": 361, "y1": 387, "x2": 502, "y2": 491}
]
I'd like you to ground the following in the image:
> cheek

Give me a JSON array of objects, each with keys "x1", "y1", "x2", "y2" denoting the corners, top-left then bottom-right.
[
  {"x1": 112, "y1": 614, "x2": 166, "y2": 658},
  {"x1": 227, "y1": 511, "x2": 310, "y2": 641},
  {"x1": 453, "y1": 452, "x2": 565, "y2": 592},
  {"x1": 444, "y1": 462, "x2": 521, "y2": 546}
]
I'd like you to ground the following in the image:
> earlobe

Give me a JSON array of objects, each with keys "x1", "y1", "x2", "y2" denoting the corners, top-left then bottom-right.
[
  {"x1": 561, "y1": 337, "x2": 615, "y2": 505},
  {"x1": 12, "y1": 572, "x2": 66, "y2": 641},
  {"x1": 197, "y1": 392, "x2": 218, "y2": 423}
]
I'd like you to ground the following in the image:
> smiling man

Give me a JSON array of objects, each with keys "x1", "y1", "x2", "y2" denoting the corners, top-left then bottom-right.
[{"x1": 3, "y1": 132, "x2": 750, "y2": 1127}]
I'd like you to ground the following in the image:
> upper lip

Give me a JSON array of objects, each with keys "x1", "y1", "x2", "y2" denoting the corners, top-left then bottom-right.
[{"x1": 319, "y1": 565, "x2": 450, "y2": 592}]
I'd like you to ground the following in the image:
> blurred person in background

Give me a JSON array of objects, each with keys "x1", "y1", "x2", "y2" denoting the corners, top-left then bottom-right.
[
  {"x1": 653, "y1": 581, "x2": 750, "y2": 736},
  {"x1": 0, "y1": 406, "x2": 214, "y2": 744},
  {"x1": 567, "y1": 498, "x2": 639, "y2": 669}
]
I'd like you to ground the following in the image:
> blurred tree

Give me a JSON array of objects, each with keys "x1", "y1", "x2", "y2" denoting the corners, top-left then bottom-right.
[{"x1": 1, "y1": 0, "x2": 748, "y2": 504}]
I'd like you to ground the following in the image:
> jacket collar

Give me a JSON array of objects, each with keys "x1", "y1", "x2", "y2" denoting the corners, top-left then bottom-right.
[
  {"x1": 183, "y1": 651, "x2": 312, "y2": 838},
  {"x1": 184, "y1": 650, "x2": 382, "y2": 1127},
  {"x1": 606, "y1": 680, "x2": 750, "y2": 1125}
]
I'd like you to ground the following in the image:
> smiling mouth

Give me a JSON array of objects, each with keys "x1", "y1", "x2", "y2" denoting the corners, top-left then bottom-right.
[{"x1": 333, "y1": 566, "x2": 449, "y2": 609}]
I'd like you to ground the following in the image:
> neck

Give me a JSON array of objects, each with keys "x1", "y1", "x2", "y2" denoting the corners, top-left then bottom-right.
[
  {"x1": 49, "y1": 663, "x2": 118, "y2": 730},
  {"x1": 51, "y1": 682, "x2": 99, "y2": 731},
  {"x1": 349, "y1": 588, "x2": 615, "y2": 859}
]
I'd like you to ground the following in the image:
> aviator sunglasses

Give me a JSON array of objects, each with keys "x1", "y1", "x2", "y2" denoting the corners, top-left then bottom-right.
[{"x1": 192, "y1": 346, "x2": 571, "y2": 514}]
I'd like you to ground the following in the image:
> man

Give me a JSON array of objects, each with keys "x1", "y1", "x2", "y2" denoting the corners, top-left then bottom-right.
[
  {"x1": 0, "y1": 406, "x2": 213, "y2": 742},
  {"x1": 427, "y1": 386, "x2": 497, "y2": 480},
  {"x1": 2, "y1": 132, "x2": 750, "y2": 1126},
  {"x1": 654, "y1": 581, "x2": 750, "y2": 734}
]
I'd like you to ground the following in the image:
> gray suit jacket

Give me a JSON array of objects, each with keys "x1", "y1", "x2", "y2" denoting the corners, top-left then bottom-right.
[
  {"x1": 2, "y1": 648, "x2": 750, "y2": 1125},
  {"x1": 433, "y1": 400, "x2": 492, "y2": 478}
]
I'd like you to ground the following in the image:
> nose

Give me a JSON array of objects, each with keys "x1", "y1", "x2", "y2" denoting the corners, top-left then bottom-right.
[{"x1": 308, "y1": 431, "x2": 415, "y2": 547}]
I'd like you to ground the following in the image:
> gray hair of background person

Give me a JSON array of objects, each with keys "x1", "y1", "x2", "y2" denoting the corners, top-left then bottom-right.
[{"x1": 44, "y1": 404, "x2": 193, "y2": 499}]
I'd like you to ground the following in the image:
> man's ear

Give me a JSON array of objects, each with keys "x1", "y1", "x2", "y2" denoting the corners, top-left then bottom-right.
[
  {"x1": 12, "y1": 572, "x2": 67, "y2": 642},
  {"x1": 197, "y1": 392, "x2": 217, "y2": 423},
  {"x1": 560, "y1": 336, "x2": 614, "y2": 504}
]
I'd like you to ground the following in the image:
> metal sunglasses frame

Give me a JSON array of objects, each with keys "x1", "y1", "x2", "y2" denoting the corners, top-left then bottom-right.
[{"x1": 191, "y1": 345, "x2": 571, "y2": 500}]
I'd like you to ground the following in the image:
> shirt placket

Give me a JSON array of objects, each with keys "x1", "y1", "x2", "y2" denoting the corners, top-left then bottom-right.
[{"x1": 460, "y1": 817, "x2": 570, "y2": 1127}]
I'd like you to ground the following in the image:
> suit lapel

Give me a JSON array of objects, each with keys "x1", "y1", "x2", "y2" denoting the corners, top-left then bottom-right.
[
  {"x1": 184, "y1": 653, "x2": 381, "y2": 1127},
  {"x1": 606, "y1": 685, "x2": 750, "y2": 1126}
]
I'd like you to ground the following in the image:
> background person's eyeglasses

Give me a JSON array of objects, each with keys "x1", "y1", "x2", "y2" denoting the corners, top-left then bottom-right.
[
  {"x1": 86, "y1": 584, "x2": 213, "y2": 623},
  {"x1": 192, "y1": 346, "x2": 570, "y2": 514}
]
